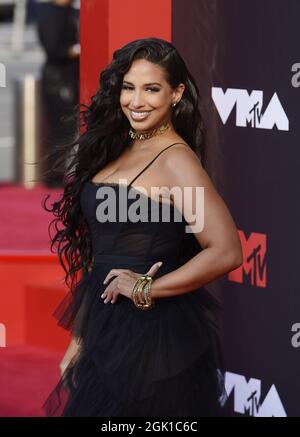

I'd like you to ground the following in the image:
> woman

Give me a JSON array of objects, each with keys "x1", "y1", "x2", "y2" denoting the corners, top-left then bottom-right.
[{"x1": 43, "y1": 37, "x2": 242, "y2": 417}]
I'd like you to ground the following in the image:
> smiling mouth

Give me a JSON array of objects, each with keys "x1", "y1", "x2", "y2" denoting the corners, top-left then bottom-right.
[{"x1": 129, "y1": 110, "x2": 151, "y2": 121}]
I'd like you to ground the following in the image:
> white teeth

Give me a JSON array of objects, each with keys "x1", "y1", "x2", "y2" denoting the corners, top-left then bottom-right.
[{"x1": 131, "y1": 111, "x2": 150, "y2": 119}]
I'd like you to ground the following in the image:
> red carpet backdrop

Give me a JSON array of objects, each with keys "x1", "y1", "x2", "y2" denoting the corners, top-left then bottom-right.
[{"x1": 0, "y1": 185, "x2": 69, "y2": 415}]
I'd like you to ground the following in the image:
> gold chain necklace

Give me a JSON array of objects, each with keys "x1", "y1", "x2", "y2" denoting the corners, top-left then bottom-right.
[{"x1": 129, "y1": 122, "x2": 170, "y2": 140}]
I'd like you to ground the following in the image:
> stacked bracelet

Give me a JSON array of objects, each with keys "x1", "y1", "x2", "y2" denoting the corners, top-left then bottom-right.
[{"x1": 132, "y1": 275, "x2": 154, "y2": 310}]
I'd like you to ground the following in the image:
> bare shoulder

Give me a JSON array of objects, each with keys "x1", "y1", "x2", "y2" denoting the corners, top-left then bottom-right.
[
  {"x1": 159, "y1": 142, "x2": 209, "y2": 188},
  {"x1": 161, "y1": 141, "x2": 202, "y2": 166}
]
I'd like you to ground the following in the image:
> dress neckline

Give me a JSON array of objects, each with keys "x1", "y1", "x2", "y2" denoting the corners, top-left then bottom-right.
[{"x1": 87, "y1": 179, "x2": 179, "y2": 212}]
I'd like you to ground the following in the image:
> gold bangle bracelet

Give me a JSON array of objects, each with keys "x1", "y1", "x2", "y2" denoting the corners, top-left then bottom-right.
[
  {"x1": 136, "y1": 279, "x2": 148, "y2": 305},
  {"x1": 132, "y1": 278, "x2": 147, "y2": 308},
  {"x1": 142, "y1": 279, "x2": 153, "y2": 307},
  {"x1": 132, "y1": 275, "x2": 154, "y2": 310}
]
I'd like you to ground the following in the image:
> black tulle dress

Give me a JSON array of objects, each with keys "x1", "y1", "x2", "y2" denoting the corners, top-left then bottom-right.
[{"x1": 44, "y1": 143, "x2": 227, "y2": 417}]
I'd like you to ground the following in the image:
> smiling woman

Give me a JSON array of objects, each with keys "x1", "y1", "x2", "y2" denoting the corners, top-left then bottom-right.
[
  {"x1": 120, "y1": 59, "x2": 184, "y2": 129},
  {"x1": 43, "y1": 37, "x2": 242, "y2": 417}
]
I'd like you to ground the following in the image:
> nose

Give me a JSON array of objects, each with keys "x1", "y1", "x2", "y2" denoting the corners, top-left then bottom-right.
[{"x1": 131, "y1": 90, "x2": 145, "y2": 108}]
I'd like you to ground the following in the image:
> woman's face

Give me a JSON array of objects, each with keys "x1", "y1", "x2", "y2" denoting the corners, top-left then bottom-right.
[{"x1": 120, "y1": 59, "x2": 184, "y2": 132}]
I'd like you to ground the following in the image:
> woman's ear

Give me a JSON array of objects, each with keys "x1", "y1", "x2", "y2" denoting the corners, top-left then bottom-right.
[
  {"x1": 173, "y1": 83, "x2": 185, "y2": 103},
  {"x1": 176, "y1": 83, "x2": 185, "y2": 100}
]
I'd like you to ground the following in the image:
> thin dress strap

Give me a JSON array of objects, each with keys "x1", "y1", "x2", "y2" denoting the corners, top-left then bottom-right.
[{"x1": 128, "y1": 142, "x2": 187, "y2": 186}]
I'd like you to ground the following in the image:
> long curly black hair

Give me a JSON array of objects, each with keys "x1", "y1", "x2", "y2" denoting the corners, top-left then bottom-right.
[{"x1": 43, "y1": 37, "x2": 207, "y2": 293}]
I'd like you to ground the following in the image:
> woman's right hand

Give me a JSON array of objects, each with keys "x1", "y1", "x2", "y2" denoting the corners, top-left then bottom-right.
[{"x1": 59, "y1": 337, "x2": 81, "y2": 377}]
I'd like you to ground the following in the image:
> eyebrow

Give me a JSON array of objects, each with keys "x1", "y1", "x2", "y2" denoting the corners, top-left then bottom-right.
[{"x1": 122, "y1": 80, "x2": 162, "y2": 87}]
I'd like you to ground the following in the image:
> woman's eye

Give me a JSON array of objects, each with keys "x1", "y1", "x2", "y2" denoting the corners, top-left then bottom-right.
[
  {"x1": 121, "y1": 85, "x2": 160, "y2": 92},
  {"x1": 146, "y1": 87, "x2": 160, "y2": 92}
]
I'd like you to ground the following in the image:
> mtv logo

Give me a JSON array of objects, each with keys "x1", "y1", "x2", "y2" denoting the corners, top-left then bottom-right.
[
  {"x1": 225, "y1": 371, "x2": 287, "y2": 417},
  {"x1": 228, "y1": 230, "x2": 266, "y2": 287},
  {"x1": 212, "y1": 87, "x2": 289, "y2": 131}
]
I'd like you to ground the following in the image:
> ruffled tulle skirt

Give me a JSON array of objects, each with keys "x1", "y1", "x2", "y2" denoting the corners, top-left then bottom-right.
[{"x1": 43, "y1": 256, "x2": 227, "y2": 417}]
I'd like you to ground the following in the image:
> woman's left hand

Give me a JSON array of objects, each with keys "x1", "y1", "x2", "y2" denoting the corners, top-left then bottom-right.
[{"x1": 101, "y1": 261, "x2": 163, "y2": 304}]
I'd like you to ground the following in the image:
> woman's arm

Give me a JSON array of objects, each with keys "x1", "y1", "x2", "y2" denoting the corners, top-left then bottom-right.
[{"x1": 151, "y1": 144, "x2": 243, "y2": 299}]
